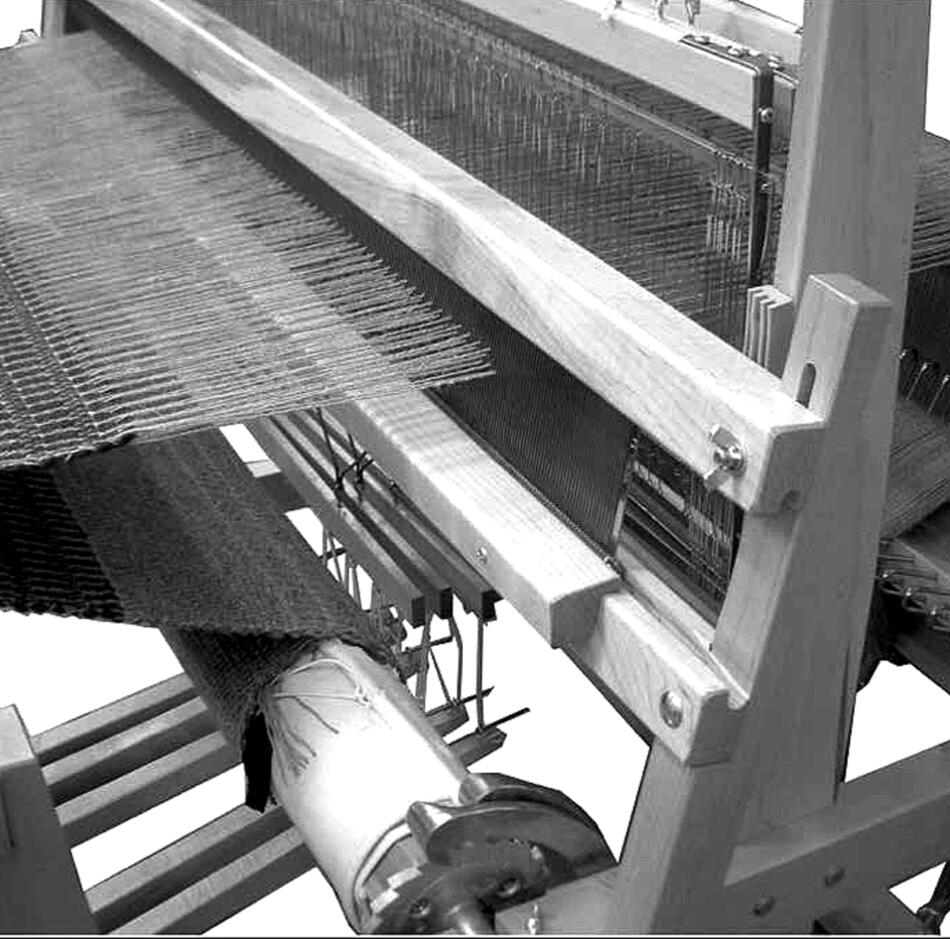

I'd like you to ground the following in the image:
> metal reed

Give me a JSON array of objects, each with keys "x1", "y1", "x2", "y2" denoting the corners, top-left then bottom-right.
[
  {"x1": 201, "y1": 0, "x2": 775, "y2": 350},
  {"x1": 0, "y1": 32, "x2": 491, "y2": 470}
]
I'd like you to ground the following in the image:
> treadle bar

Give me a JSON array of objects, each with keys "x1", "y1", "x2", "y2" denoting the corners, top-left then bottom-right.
[
  {"x1": 86, "y1": 804, "x2": 302, "y2": 933},
  {"x1": 43, "y1": 698, "x2": 217, "y2": 805},
  {"x1": 110, "y1": 828, "x2": 312, "y2": 935},
  {"x1": 58, "y1": 732, "x2": 239, "y2": 847},
  {"x1": 32, "y1": 673, "x2": 196, "y2": 766}
]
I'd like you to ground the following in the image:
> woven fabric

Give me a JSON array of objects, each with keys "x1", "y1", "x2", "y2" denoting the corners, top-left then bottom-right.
[
  {"x1": 0, "y1": 32, "x2": 488, "y2": 471},
  {"x1": 52, "y1": 432, "x2": 374, "y2": 640},
  {"x1": 0, "y1": 430, "x2": 393, "y2": 802},
  {"x1": 0, "y1": 464, "x2": 123, "y2": 622}
]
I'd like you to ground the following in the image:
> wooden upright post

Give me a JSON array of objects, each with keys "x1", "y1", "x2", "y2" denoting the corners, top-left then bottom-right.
[
  {"x1": 607, "y1": 276, "x2": 892, "y2": 932},
  {"x1": 772, "y1": 0, "x2": 931, "y2": 781},
  {"x1": 607, "y1": 2, "x2": 931, "y2": 930},
  {"x1": 0, "y1": 706, "x2": 95, "y2": 933},
  {"x1": 41, "y1": 0, "x2": 68, "y2": 37}
]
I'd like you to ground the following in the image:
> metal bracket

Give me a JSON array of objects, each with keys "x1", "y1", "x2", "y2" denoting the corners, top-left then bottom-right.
[{"x1": 682, "y1": 34, "x2": 776, "y2": 287}]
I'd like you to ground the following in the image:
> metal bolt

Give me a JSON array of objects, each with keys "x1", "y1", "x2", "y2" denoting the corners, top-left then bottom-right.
[
  {"x1": 476, "y1": 546, "x2": 489, "y2": 564},
  {"x1": 824, "y1": 865, "x2": 845, "y2": 888},
  {"x1": 693, "y1": 33, "x2": 711, "y2": 44},
  {"x1": 659, "y1": 690, "x2": 684, "y2": 729},
  {"x1": 727, "y1": 44, "x2": 748, "y2": 57},
  {"x1": 703, "y1": 425, "x2": 746, "y2": 492},
  {"x1": 409, "y1": 898, "x2": 432, "y2": 920},
  {"x1": 758, "y1": 106, "x2": 775, "y2": 125},
  {"x1": 753, "y1": 896, "x2": 776, "y2": 917},
  {"x1": 768, "y1": 53, "x2": 785, "y2": 70}
]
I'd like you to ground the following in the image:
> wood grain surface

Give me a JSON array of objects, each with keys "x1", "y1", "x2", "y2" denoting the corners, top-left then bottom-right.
[
  {"x1": 327, "y1": 392, "x2": 619, "y2": 645},
  {"x1": 82, "y1": 0, "x2": 825, "y2": 515},
  {"x1": 570, "y1": 592, "x2": 745, "y2": 766},
  {"x1": 0, "y1": 706, "x2": 96, "y2": 933}
]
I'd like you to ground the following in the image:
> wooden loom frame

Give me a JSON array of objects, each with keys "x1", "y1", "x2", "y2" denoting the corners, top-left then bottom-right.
[{"x1": 0, "y1": 0, "x2": 939, "y2": 932}]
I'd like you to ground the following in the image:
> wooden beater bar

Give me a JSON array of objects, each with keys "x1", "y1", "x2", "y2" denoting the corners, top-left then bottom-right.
[{"x1": 77, "y1": 0, "x2": 824, "y2": 516}]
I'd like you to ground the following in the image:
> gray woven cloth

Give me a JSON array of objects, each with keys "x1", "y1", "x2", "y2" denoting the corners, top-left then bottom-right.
[
  {"x1": 0, "y1": 430, "x2": 394, "y2": 803},
  {"x1": 54, "y1": 430, "x2": 393, "y2": 737}
]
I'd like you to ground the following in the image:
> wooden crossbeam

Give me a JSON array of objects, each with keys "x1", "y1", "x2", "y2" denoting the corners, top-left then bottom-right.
[
  {"x1": 327, "y1": 394, "x2": 619, "y2": 645},
  {"x1": 43, "y1": 698, "x2": 218, "y2": 805},
  {"x1": 86, "y1": 804, "x2": 306, "y2": 933},
  {"x1": 32, "y1": 674, "x2": 197, "y2": 767},
  {"x1": 80, "y1": 0, "x2": 825, "y2": 514},
  {"x1": 58, "y1": 732, "x2": 239, "y2": 847},
  {"x1": 108, "y1": 827, "x2": 312, "y2": 935},
  {"x1": 725, "y1": 738, "x2": 950, "y2": 930}
]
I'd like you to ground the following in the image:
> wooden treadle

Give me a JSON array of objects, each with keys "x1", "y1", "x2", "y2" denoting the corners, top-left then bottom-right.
[{"x1": 11, "y1": 664, "x2": 504, "y2": 934}]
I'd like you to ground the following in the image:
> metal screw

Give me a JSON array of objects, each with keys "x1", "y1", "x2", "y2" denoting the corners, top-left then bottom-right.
[
  {"x1": 659, "y1": 690, "x2": 684, "y2": 729},
  {"x1": 824, "y1": 865, "x2": 845, "y2": 888},
  {"x1": 703, "y1": 425, "x2": 746, "y2": 492},
  {"x1": 727, "y1": 44, "x2": 748, "y2": 57},
  {"x1": 476, "y1": 546, "x2": 489, "y2": 564},
  {"x1": 693, "y1": 33, "x2": 711, "y2": 44},
  {"x1": 753, "y1": 896, "x2": 775, "y2": 917},
  {"x1": 758, "y1": 106, "x2": 775, "y2": 125},
  {"x1": 768, "y1": 53, "x2": 785, "y2": 70},
  {"x1": 409, "y1": 898, "x2": 432, "y2": 920}
]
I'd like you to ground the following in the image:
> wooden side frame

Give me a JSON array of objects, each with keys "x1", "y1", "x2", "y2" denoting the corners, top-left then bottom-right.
[
  {"x1": 604, "y1": 274, "x2": 895, "y2": 932},
  {"x1": 0, "y1": 707, "x2": 96, "y2": 933}
]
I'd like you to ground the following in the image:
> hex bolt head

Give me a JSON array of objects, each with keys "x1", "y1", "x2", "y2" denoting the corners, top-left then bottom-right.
[
  {"x1": 476, "y1": 546, "x2": 489, "y2": 564},
  {"x1": 753, "y1": 896, "x2": 776, "y2": 917},
  {"x1": 660, "y1": 690, "x2": 684, "y2": 728}
]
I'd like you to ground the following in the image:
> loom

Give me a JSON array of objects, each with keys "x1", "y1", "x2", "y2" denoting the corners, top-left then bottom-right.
[{"x1": 2, "y1": 0, "x2": 950, "y2": 933}]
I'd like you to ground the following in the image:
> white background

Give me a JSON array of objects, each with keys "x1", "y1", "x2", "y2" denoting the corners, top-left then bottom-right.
[{"x1": 1, "y1": 0, "x2": 950, "y2": 934}]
